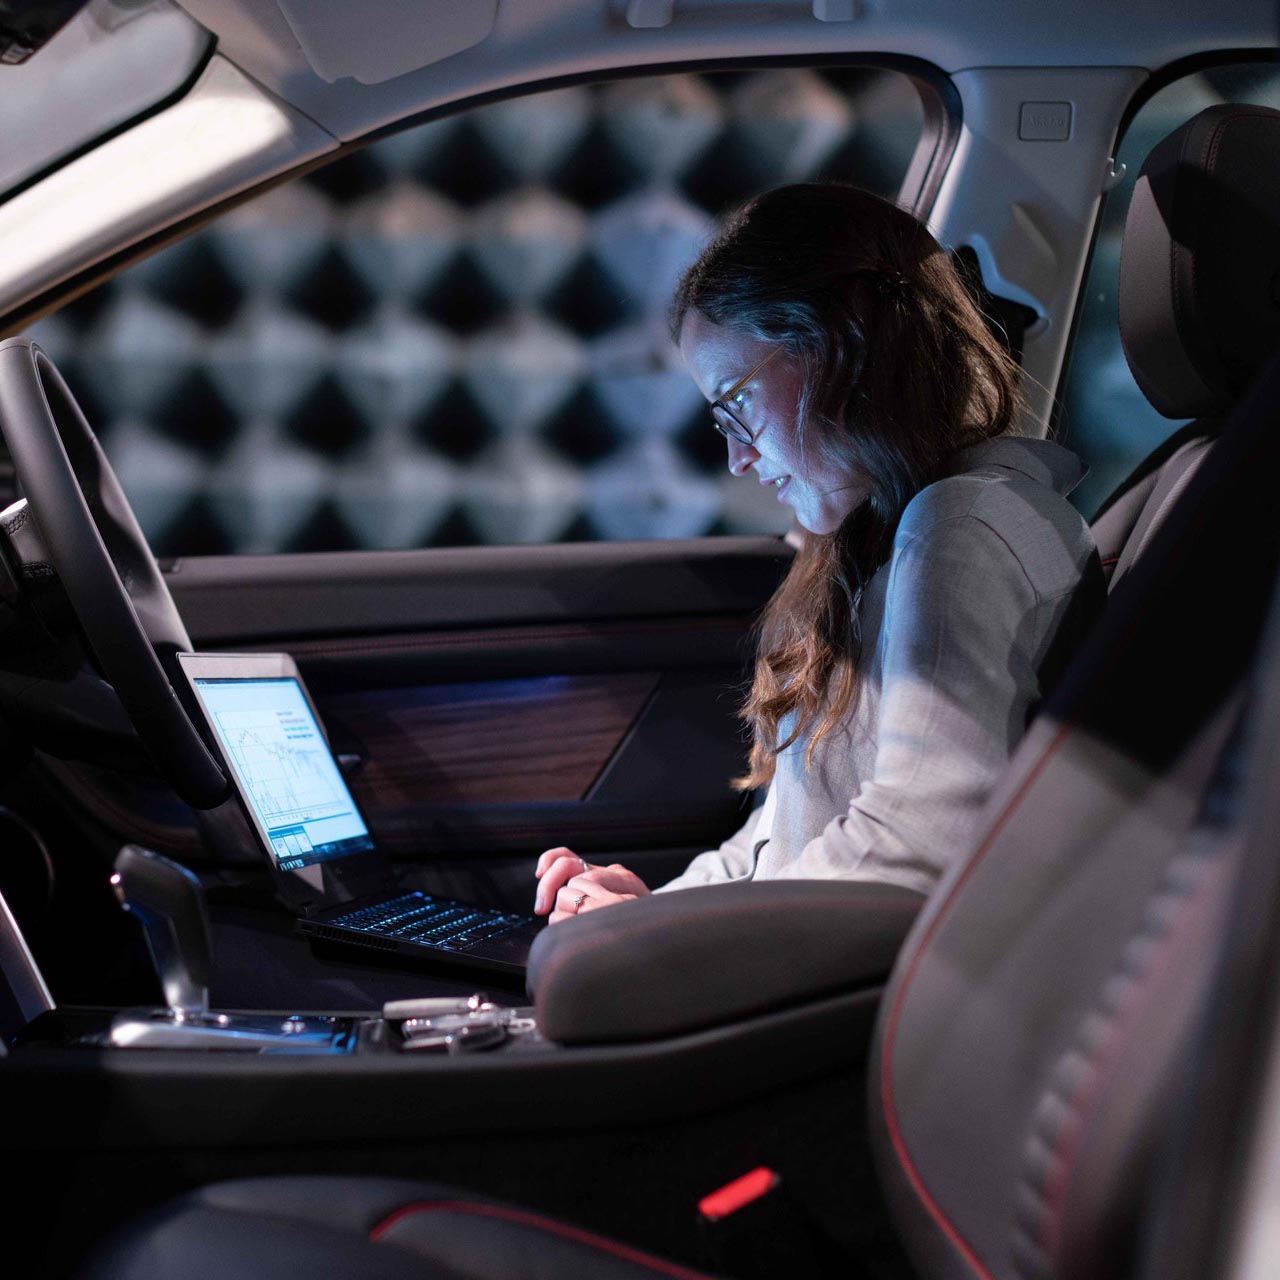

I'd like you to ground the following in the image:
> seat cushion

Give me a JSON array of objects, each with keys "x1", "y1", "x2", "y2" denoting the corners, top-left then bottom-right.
[{"x1": 83, "y1": 1176, "x2": 716, "y2": 1280}]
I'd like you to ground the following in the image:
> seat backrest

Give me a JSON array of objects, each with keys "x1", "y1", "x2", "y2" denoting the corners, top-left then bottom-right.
[
  {"x1": 870, "y1": 103, "x2": 1280, "y2": 1280},
  {"x1": 1089, "y1": 103, "x2": 1280, "y2": 590},
  {"x1": 872, "y1": 339, "x2": 1280, "y2": 1280}
]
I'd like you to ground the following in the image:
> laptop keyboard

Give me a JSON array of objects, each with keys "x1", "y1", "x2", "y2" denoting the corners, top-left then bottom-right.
[{"x1": 327, "y1": 892, "x2": 531, "y2": 952}]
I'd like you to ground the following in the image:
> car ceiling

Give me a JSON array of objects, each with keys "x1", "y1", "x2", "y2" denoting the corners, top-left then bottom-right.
[
  {"x1": 176, "y1": 0, "x2": 1276, "y2": 142},
  {"x1": 4, "y1": 0, "x2": 1275, "y2": 213}
]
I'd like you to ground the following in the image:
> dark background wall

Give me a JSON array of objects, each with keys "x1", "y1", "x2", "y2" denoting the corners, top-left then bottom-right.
[{"x1": 26, "y1": 67, "x2": 922, "y2": 555}]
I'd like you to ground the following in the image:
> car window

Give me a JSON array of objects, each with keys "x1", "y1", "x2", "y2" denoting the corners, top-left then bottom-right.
[
  {"x1": 1057, "y1": 61, "x2": 1280, "y2": 518},
  {"x1": 25, "y1": 67, "x2": 925, "y2": 556}
]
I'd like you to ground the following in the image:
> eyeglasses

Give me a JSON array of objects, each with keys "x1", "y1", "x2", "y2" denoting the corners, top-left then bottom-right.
[{"x1": 709, "y1": 346, "x2": 783, "y2": 446}]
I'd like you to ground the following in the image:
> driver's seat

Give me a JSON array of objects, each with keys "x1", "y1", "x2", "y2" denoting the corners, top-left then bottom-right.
[{"x1": 80, "y1": 107, "x2": 1280, "y2": 1280}]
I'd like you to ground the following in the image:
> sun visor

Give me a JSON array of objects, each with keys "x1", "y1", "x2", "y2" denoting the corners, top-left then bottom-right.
[
  {"x1": 274, "y1": 0, "x2": 499, "y2": 85},
  {"x1": 0, "y1": 2, "x2": 210, "y2": 199}
]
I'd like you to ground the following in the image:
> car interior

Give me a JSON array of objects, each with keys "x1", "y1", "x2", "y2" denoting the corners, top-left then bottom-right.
[{"x1": 1, "y1": 1, "x2": 1279, "y2": 1278}]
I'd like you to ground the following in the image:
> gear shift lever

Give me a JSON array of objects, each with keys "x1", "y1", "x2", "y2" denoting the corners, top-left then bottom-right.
[
  {"x1": 107, "y1": 845, "x2": 348, "y2": 1051},
  {"x1": 111, "y1": 844, "x2": 212, "y2": 1020}
]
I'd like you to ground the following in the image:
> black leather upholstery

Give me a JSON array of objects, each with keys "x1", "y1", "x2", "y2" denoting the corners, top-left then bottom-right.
[
  {"x1": 528, "y1": 879, "x2": 922, "y2": 1045},
  {"x1": 85, "y1": 1177, "x2": 716, "y2": 1280},
  {"x1": 870, "y1": 341, "x2": 1280, "y2": 1280},
  {"x1": 1119, "y1": 103, "x2": 1280, "y2": 421}
]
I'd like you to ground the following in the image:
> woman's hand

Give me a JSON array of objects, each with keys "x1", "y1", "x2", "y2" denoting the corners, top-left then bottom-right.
[{"x1": 534, "y1": 846, "x2": 651, "y2": 923}]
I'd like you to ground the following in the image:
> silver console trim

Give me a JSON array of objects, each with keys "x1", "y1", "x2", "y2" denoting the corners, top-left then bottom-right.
[
  {"x1": 0, "y1": 888, "x2": 55, "y2": 1044},
  {"x1": 109, "y1": 1009, "x2": 350, "y2": 1052}
]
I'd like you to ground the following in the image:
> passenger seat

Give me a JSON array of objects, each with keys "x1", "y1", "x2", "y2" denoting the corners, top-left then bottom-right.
[{"x1": 1091, "y1": 103, "x2": 1280, "y2": 588}]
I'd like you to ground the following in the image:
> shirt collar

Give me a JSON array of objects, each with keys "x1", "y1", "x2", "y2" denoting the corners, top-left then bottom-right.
[{"x1": 950, "y1": 436, "x2": 1087, "y2": 498}]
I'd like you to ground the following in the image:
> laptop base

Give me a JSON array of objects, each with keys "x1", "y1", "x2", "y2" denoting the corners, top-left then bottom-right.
[{"x1": 300, "y1": 890, "x2": 540, "y2": 977}]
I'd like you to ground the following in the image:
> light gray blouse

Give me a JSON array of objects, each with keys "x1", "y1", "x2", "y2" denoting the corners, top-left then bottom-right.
[{"x1": 657, "y1": 436, "x2": 1096, "y2": 898}]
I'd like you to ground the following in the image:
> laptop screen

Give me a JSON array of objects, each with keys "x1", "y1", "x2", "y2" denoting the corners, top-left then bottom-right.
[{"x1": 191, "y1": 676, "x2": 375, "y2": 871}]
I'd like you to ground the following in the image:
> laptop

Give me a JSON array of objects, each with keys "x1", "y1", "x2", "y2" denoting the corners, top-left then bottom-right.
[{"x1": 177, "y1": 652, "x2": 542, "y2": 976}]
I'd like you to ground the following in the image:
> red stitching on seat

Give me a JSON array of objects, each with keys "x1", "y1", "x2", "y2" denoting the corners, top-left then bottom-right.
[
  {"x1": 878, "y1": 719, "x2": 1075, "y2": 1280},
  {"x1": 1101, "y1": 555, "x2": 1121, "y2": 565},
  {"x1": 1035, "y1": 854, "x2": 1228, "y2": 1261},
  {"x1": 369, "y1": 1200, "x2": 711, "y2": 1279},
  {"x1": 878, "y1": 426, "x2": 1243, "y2": 1277}
]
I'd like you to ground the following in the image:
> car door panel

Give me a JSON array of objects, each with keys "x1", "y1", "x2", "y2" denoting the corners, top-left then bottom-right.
[
  {"x1": 320, "y1": 671, "x2": 663, "y2": 808},
  {"x1": 164, "y1": 537, "x2": 790, "y2": 643},
  {"x1": 82, "y1": 537, "x2": 793, "y2": 878}
]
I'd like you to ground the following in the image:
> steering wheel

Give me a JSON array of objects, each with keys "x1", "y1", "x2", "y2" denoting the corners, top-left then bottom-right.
[{"x1": 0, "y1": 337, "x2": 228, "y2": 809}]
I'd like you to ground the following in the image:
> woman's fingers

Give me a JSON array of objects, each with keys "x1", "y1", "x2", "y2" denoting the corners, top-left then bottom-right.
[
  {"x1": 535, "y1": 846, "x2": 578, "y2": 878},
  {"x1": 534, "y1": 850, "x2": 651, "y2": 915},
  {"x1": 585, "y1": 863, "x2": 650, "y2": 898},
  {"x1": 548, "y1": 877, "x2": 636, "y2": 924},
  {"x1": 575, "y1": 888, "x2": 636, "y2": 918},
  {"x1": 534, "y1": 852, "x2": 587, "y2": 914},
  {"x1": 550, "y1": 878, "x2": 590, "y2": 921}
]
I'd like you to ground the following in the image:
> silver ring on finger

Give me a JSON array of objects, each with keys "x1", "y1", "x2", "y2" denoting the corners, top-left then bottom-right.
[
  {"x1": 580, "y1": 857, "x2": 590, "y2": 875},
  {"x1": 572, "y1": 893, "x2": 586, "y2": 908}
]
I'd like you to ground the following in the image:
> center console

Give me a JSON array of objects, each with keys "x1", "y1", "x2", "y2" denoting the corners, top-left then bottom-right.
[
  {"x1": 4, "y1": 846, "x2": 539, "y2": 1060},
  {"x1": 92, "y1": 845, "x2": 535, "y2": 1055},
  {"x1": 2, "y1": 839, "x2": 926, "y2": 1280},
  {"x1": 2, "y1": 838, "x2": 915, "y2": 1280},
  {"x1": 1, "y1": 842, "x2": 919, "y2": 1159}
]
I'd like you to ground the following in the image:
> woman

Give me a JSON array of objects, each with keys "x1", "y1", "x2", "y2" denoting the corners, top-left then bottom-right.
[{"x1": 534, "y1": 183, "x2": 1097, "y2": 923}]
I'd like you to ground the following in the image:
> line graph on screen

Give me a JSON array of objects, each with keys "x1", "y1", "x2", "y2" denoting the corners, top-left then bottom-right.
[{"x1": 213, "y1": 709, "x2": 352, "y2": 827}]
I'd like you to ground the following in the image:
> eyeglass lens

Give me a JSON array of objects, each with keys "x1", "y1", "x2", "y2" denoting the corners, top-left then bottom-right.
[{"x1": 711, "y1": 403, "x2": 753, "y2": 444}]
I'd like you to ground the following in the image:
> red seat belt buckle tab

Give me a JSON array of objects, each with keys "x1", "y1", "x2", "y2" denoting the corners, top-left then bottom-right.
[{"x1": 697, "y1": 1167, "x2": 780, "y2": 1222}]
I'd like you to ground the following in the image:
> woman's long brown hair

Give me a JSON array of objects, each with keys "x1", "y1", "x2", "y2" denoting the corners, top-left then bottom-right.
[{"x1": 671, "y1": 184, "x2": 1023, "y2": 788}]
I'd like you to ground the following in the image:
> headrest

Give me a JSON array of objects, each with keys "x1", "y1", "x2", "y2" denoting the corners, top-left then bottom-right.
[{"x1": 1119, "y1": 103, "x2": 1280, "y2": 420}]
